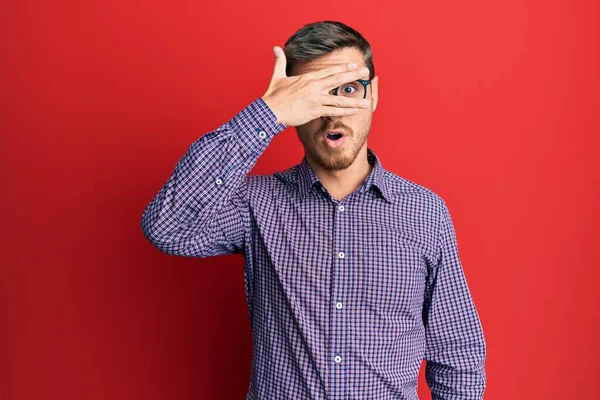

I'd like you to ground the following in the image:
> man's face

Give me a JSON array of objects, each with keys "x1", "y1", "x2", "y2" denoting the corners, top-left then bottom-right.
[{"x1": 292, "y1": 47, "x2": 379, "y2": 171}]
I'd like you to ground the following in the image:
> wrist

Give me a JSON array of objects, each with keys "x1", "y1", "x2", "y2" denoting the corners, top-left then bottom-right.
[{"x1": 261, "y1": 95, "x2": 283, "y2": 125}]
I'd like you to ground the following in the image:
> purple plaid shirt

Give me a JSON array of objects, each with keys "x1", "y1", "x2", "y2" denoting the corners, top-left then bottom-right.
[{"x1": 141, "y1": 97, "x2": 487, "y2": 400}]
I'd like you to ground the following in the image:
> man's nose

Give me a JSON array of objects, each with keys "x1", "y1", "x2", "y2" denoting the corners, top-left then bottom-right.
[{"x1": 321, "y1": 115, "x2": 343, "y2": 122}]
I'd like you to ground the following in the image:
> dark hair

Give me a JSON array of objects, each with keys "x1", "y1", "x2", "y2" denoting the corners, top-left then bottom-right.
[{"x1": 283, "y1": 21, "x2": 375, "y2": 80}]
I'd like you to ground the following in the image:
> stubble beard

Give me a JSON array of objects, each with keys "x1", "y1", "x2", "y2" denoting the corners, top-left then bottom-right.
[{"x1": 311, "y1": 116, "x2": 372, "y2": 172}]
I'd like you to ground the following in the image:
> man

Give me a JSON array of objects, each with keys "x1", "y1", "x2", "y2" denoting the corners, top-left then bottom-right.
[{"x1": 141, "y1": 20, "x2": 486, "y2": 400}]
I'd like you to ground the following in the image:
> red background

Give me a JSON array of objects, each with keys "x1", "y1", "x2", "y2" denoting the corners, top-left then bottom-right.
[{"x1": 1, "y1": 0, "x2": 598, "y2": 399}]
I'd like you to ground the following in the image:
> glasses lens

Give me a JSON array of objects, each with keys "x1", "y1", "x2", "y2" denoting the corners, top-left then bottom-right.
[
  {"x1": 332, "y1": 81, "x2": 365, "y2": 98},
  {"x1": 339, "y1": 81, "x2": 364, "y2": 98}
]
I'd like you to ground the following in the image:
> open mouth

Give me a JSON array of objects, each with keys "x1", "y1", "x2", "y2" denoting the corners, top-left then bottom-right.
[
  {"x1": 326, "y1": 132, "x2": 344, "y2": 141},
  {"x1": 322, "y1": 131, "x2": 347, "y2": 148}
]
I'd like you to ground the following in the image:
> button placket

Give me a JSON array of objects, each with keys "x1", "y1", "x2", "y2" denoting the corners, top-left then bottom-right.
[{"x1": 331, "y1": 199, "x2": 349, "y2": 397}]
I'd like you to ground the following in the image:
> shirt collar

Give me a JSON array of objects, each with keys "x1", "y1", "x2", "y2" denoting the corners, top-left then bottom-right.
[{"x1": 297, "y1": 148, "x2": 395, "y2": 203}]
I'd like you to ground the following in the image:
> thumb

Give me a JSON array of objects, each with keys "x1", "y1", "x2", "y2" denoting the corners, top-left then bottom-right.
[{"x1": 271, "y1": 46, "x2": 287, "y2": 79}]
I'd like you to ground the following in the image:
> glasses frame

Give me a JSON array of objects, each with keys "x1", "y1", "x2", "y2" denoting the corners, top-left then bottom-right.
[{"x1": 331, "y1": 79, "x2": 372, "y2": 100}]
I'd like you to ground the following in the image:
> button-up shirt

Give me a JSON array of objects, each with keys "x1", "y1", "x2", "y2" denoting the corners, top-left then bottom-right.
[{"x1": 141, "y1": 97, "x2": 487, "y2": 400}]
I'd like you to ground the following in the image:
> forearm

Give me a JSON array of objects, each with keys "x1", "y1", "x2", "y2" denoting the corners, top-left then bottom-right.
[{"x1": 140, "y1": 97, "x2": 286, "y2": 256}]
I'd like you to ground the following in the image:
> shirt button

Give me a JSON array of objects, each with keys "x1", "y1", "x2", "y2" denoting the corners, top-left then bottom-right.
[
  {"x1": 338, "y1": 252, "x2": 345, "y2": 259},
  {"x1": 215, "y1": 178, "x2": 223, "y2": 185},
  {"x1": 334, "y1": 355, "x2": 342, "y2": 363},
  {"x1": 335, "y1": 302, "x2": 343, "y2": 309},
  {"x1": 258, "y1": 130, "x2": 267, "y2": 139},
  {"x1": 338, "y1": 205, "x2": 345, "y2": 212}
]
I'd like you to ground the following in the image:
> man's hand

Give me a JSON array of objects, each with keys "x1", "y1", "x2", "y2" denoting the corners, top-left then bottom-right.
[{"x1": 261, "y1": 46, "x2": 371, "y2": 127}]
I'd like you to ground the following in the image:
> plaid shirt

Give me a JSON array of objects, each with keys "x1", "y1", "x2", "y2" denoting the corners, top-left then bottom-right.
[{"x1": 141, "y1": 97, "x2": 487, "y2": 400}]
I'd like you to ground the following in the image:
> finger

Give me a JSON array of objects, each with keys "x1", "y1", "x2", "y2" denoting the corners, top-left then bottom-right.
[
  {"x1": 317, "y1": 95, "x2": 369, "y2": 108},
  {"x1": 271, "y1": 46, "x2": 287, "y2": 79},
  {"x1": 319, "y1": 67, "x2": 370, "y2": 91},
  {"x1": 316, "y1": 106, "x2": 359, "y2": 117},
  {"x1": 304, "y1": 62, "x2": 358, "y2": 81}
]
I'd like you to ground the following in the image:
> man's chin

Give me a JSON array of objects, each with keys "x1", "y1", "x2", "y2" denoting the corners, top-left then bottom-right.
[{"x1": 316, "y1": 151, "x2": 355, "y2": 171}]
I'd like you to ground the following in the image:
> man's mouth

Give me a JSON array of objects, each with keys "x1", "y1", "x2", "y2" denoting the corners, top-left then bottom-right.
[
  {"x1": 321, "y1": 129, "x2": 348, "y2": 140},
  {"x1": 322, "y1": 130, "x2": 348, "y2": 148}
]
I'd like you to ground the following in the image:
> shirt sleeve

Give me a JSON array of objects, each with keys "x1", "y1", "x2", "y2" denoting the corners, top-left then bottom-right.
[
  {"x1": 423, "y1": 201, "x2": 487, "y2": 399},
  {"x1": 140, "y1": 97, "x2": 287, "y2": 257}
]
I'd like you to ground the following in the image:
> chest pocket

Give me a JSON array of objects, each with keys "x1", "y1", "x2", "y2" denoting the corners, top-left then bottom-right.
[{"x1": 359, "y1": 227, "x2": 427, "y2": 319}]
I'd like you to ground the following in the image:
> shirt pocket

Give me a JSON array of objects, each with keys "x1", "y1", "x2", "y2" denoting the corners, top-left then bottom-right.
[{"x1": 359, "y1": 227, "x2": 427, "y2": 320}]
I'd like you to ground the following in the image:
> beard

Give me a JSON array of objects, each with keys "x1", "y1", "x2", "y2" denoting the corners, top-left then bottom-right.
[{"x1": 303, "y1": 115, "x2": 372, "y2": 172}]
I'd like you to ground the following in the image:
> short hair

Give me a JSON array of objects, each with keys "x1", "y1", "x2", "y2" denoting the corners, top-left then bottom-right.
[{"x1": 283, "y1": 20, "x2": 375, "y2": 80}]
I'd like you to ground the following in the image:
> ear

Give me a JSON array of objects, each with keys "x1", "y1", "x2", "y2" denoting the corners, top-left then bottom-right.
[{"x1": 370, "y1": 76, "x2": 379, "y2": 112}]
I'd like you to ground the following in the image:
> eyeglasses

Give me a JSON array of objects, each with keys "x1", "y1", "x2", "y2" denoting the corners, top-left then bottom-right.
[{"x1": 330, "y1": 79, "x2": 371, "y2": 100}]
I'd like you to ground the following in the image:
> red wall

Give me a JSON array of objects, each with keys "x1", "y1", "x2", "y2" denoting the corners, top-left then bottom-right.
[{"x1": 1, "y1": 1, "x2": 598, "y2": 399}]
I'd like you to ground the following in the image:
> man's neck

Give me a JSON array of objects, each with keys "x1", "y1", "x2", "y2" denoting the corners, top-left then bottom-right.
[{"x1": 307, "y1": 147, "x2": 372, "y2": 201}]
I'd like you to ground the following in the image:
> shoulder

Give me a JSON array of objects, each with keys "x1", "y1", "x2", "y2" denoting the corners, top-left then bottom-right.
[
  {"x1": 386, "y1": 171, "x2": 446, "y2": 205},
  {"x1": 384, "y1": 170, "x2": 450, "y2": 223}
]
